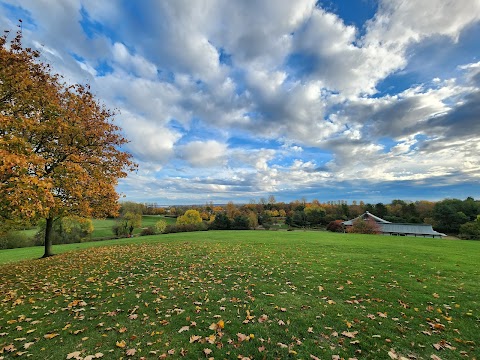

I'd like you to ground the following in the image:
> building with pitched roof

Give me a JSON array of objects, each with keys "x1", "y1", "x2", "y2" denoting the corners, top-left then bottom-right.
[{"x1": 342, "y1": 211, "x2": 446, "y2": 238}]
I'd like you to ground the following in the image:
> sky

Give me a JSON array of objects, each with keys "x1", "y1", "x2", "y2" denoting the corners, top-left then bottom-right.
[{"x1": 1, "y1": 0, "x2": 480, "y2": 205}]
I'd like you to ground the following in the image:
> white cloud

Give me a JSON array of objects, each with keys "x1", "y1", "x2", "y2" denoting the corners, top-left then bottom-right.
[
  {"x1": 2, "y1": 0, "x2": 480, "y2": 203},
  {"x1": 179, "y1": 140, "x2": 228, "y2": 167},
  {"x1": 365, "y1": 0, "x2": 480, "y2": 46},
  {"x1": 117, "y1": 111, "x2": 181, "y2": 164},
  {"x1": 111, "y1": 42, "x2": 158, "y2": 79}
]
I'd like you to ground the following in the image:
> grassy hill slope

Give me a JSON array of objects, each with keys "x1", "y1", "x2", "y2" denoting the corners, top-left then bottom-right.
[{"x1": 0, "y1": 231, "x2": 478, "y2": 359}]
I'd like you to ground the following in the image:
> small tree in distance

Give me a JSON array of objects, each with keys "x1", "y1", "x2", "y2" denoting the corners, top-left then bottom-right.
[
  {"x1": 155, "y1": 220, "x2": 168, "y2": 234},
  {"x1": 209, "y1": 213, "x2": 231, "y2": 230},
  {"x1": 346, "y1": 218, "x2": 381, "y2": 234},
  {"x1": 177, "y1": 209, "x2": 203, "y2": 225},
  {"x1": 326, "y1": 220, "x2": 344, "y2": 232}
]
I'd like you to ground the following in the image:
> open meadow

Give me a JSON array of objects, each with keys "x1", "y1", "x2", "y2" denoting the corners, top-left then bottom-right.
[
  {"x1": 0, "y1": 231, "x2": 478, "y2": 359},
  {"x1": 90, "y1": 216, "x2": 176, "y2": 239}
]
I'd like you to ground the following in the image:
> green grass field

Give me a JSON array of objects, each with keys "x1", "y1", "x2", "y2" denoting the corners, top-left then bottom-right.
[
  {"x1": 90, "y1": 215, "x2": 177, "y2": 239},
  {"x1": 13, "y1": 215, "x2": 177, "y2": 242},
  {"x1": 0, "y1": 231, "x2": 478, "y2": 359}
]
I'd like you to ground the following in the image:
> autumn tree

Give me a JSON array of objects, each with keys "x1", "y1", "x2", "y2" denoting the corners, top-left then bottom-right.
[
  {"x1": 155, "y1": 219, "x2": 168, "y2": 234},
  {"x1": 0, "y1": 28, "x2": 135, "y2": 257},
  {"x1": 304, "y1": 204, "x2": 326, "y2": 226},
  {"x1": 326, "y1": 220, "x2": 344, "y2": 232},
  {"x1": 113, "y1": 211, "x2": 142, "y2": 238},
  {"x1": 226, "y1": 201, "x2": 240, "y2": 219},
  {"x1": 247, "y1": 211, "x2": 258, "y2": 229},
  {"x1": 176, "y1": 209, "x2": 203, "y2": 225},
  {"x1": 346, "y1": 218, "x2": 381, "y2": 234}
]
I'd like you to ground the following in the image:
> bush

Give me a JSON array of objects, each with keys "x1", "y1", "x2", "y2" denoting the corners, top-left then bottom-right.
[
  {"x1": 327, "y1": 220, "x2": 344, "y2": 232},
  {"x1": 112, "y1": 223, "x2": 130, "y2": 238},
  {"x1": 209, "y1": 213, "x2": 231, "y2": 230},
  {"x1": 113, "y1": 212, "x2": 142, "y2": 237},
  {"x1": 346, "y1": 218, "x2": 381, "y2": 234},
  {"x1": 155, "y1": 220, "x2": 168, "y2": 233},
  {"x1": 0, "y1": 231, "x2": 35, "y2": 249},
  {"x1": 140, "y1": 227, "x2": 156, "y2": 236},
  {"x1": 163, "y1": 223, "x2": 208, "y2": 234},
  {"x1": 231, "y1": 215, "x2": 250, "y2": 230},
  {"x1": 459, "y1": 220, "x2": 480, "y2": 240}
]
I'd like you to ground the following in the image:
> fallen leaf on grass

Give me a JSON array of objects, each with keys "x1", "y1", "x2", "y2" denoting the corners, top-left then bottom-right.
[
  {"x1": 208, "y1": 319, "x2": 224, "y2": 331},
  {"x1": 190, "y1": 335, "x2": 201, "y2": 343},
  {"x1": 428, "y1": 322, "x2": 445, "y2": 331},
  {"x1": 178, "y1": 326, "x2": 189, "y2": 333},
  {"x1": 237, "y1": 333, "x2": 249, "y2": 342},
  {"x1": 126, "y1": 348, "x2": 136, "y2": 356},
  {"x1": 116, "y1": 340, "x2": 126, "y2": 348},
  {"x1": 206, "y1": 335, "x2": 216, "y2": 344},
  {"x1": 433, "y1": 340, "x2": 456, "y2": 351},
  {"x1": 258, "y1": 314, "x2": 268, "y2": 323},
  {"x1": 341, "y1": 331, "x2": 358, "y2": 339},
  {"x1": 388, "y1": 349, "x2": 397, "y2": 359},
  {"x1": 43, "y1": 333, "x2": 59, "y2": 339},
  {"x1": 66, "y1": 351, "x2": 82, "y2": 359}
]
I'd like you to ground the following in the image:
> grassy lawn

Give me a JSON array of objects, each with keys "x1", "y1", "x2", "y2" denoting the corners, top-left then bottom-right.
[
  {"x1": 91, "y1": 215, "x2": 177, "y2": 239},
  {"x1": 0, "y1": 231, "x2": 478, "y2": 359},
  {"x1": 9, "y1": 216, "x2": 178, "y2": 241}
]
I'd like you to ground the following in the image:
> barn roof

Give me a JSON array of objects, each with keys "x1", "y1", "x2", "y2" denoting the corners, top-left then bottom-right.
[
  {"x1": 342, "y1": 211, "x2": 391, "y2": 226},
  {"x1": 342, "y1": 212, "x2": 446, "y2": 237},
  {"x1": 379, "y1": 223, "x2": 446, "y2": 236}
]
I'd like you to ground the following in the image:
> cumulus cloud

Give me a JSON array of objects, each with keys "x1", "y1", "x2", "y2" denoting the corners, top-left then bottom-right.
[
  {"x1": 2, "y1": 0, "x2": 479, "y2": 203},
  {"x1": 178, "y1": 140, "x2": 228, "y2": 167},
  {"x1": 111, "y1": 42, "x2": 158, "y2": 79},
  {"x1": 117, "y1": 111, "x2": 181, "y2": 164}
]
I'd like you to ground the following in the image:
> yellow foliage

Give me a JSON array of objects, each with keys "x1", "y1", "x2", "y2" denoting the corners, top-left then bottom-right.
[{"x1": 176, "y1": 210, "x2": 203, "y2": 225}]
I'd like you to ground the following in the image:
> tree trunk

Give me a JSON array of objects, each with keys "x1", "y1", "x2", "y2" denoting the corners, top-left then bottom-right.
[{"x1": 42, "y1": 217, "x2": 54, "y2": 258}]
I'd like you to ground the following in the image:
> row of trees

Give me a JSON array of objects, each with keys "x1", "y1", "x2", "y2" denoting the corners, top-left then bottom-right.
[
  {"x1": 118, "y1": 197, "x2": 479, "y2": 238},
  {"x1": 137, "y1": 197, "x2": 479, "y2": 235}
]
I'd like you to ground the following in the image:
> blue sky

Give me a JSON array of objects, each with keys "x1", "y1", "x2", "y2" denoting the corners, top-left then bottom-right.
[{"x1": 1, "y1": 1, "x2": 479, "y2": 205}]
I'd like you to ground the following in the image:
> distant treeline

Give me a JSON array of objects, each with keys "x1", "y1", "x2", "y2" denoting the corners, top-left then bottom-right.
[{"x1": 130, "y1": 197, "x2": 480, "y2": 236}]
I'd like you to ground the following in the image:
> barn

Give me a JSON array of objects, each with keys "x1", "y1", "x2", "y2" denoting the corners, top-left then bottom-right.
[{"x1": 342, "y1": 211, "x2": 446, "y2": 238}]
